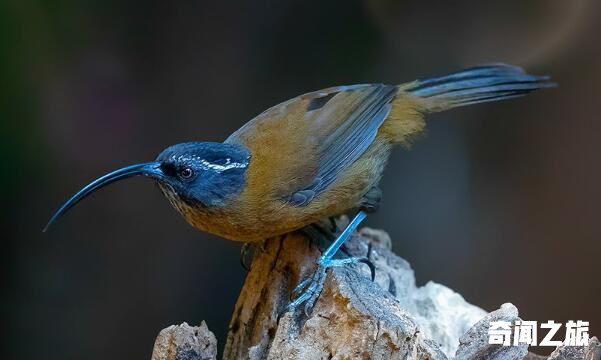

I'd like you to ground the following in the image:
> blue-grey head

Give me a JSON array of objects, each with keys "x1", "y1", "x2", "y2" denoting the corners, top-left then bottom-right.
[{"x1": 44, "y1": 142, "x2": 250, "y2": 231}]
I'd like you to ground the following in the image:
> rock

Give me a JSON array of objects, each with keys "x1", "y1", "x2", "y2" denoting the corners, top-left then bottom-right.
[
  {"x1": 547, "y1": 336, "x2": 601, "y2": 360},
  {"x1": 151, "y1": 222, "x2": 598, "y2": 360},
  {"x1": 265, "y1": 266, "x2": 446, "y2": 360},
  {"x1": 224, "y1": 224, "x2": 493, "y2": 359},
  {"x1": 348, "y1": 226, "x2": 488, "y2": 357},
  {"x1": 151, "y1": 321, "x2": 217, "y2": 360},
  {"x1": 455, "y1": 303, "x2": 528, "y2": 360}
]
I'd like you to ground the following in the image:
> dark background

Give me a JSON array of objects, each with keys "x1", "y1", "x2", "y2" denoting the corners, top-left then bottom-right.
[{"x1": 2, "y1": 1, "x2": 600, "y2": 359}]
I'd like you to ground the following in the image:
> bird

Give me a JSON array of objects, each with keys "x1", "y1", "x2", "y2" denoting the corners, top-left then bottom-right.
[{"x1": 45, "y1": 64, "x2": 555, "y2": 312}]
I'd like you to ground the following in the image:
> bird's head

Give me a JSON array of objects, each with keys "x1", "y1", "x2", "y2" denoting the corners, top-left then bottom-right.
[{"x1": 44, "y1": 142, "x2": 251, "y2": 231}]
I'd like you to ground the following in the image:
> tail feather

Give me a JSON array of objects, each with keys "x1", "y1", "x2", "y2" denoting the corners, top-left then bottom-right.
[{"x1": 405, "y1": 64, "x2": 556, "y2": 111}]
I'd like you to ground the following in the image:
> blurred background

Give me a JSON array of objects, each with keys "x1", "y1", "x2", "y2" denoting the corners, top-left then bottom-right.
[{"x1": 2, "y1": 0, "x2": 600, "y2": 358}]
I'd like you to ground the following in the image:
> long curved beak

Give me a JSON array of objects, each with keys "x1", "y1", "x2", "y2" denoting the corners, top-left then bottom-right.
[{"x1": 44, "y1": 161, "x2": 163, "y2": 232}]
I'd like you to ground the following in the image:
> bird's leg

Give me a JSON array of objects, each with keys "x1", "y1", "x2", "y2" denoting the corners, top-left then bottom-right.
[
  {"x1": 322, "y1": 215, "x2": 375, "y2": 276},
  {"x1": 288, "y1": 211, "x2": 374, "y2": 314}
]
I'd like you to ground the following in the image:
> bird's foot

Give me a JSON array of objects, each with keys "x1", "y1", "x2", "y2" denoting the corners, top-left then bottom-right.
[
  {"x1": 287, "y1": 211, "x2": 374, "y2": 314},
  {"x1": 288, "y1": 256, "x2": 375, "y2": 315}
]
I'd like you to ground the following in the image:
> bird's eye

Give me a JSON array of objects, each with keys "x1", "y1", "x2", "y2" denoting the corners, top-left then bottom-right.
[{"x1": 179, "y1": 167, "x2": 194, "y2": 179}]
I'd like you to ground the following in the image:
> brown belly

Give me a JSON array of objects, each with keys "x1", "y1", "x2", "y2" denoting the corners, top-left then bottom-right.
[
  {"x1": 185, "y1": 143, "x2": 391, "y2": 242},
  {"x1": 178, "y1": 199, "x2": 347, "y2": 242}
]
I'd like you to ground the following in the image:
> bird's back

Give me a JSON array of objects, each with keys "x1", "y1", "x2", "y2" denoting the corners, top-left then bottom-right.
[
  {"x1": 206, "y1": 64, "x2": 554, "y2": 241},
  {"x1": 219, "y1": 84, "x2": 420, "y2": 240}
]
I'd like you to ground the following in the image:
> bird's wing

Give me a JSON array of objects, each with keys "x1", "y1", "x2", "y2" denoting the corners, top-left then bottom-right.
[{"x1": 226, "y1": 84, "x2": 397, "y2": 206}]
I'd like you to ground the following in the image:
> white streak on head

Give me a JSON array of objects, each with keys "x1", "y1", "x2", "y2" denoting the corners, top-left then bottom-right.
[
  {"x1": 169, "y1": 154, "x2": 248, "y2": 173},
  {"x1": 199, "y1": 158, "x2": 247, "y2": 172}
]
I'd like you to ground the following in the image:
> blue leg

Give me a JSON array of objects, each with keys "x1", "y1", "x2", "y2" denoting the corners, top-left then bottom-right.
[{"x1": 288, "y1": 211, "x2": 371, "y2": 313}]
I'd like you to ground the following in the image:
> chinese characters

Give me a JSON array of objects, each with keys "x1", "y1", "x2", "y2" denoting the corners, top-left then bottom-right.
[{"x1": 489, "y1": 320, "x2": 589, "y2": 347}]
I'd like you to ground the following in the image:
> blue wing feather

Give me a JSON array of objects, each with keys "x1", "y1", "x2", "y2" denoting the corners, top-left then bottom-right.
[{"x1": 289, "y1": 84, "x2": 396, "y2": 204}]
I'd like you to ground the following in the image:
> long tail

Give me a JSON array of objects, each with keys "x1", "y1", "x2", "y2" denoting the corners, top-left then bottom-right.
[
  {"x1": 403, "y1": 63, "x2": 556, "y2": 112},
  {"x1": 381, "y1": 64, "x2": 555, "y2": 145}
]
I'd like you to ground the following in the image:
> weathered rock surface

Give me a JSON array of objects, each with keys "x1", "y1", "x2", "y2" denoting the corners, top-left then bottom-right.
[
  {"x1": 547, "y1": 337, "x2": 601, "y2": 360},
  {"x1": 151, "y1": 321, "x2": 217, "y2": 360},
  {"x1": 455, "y1": 303, "x2": 527, "y2": 360},
  {"x1": 151, "y1": 222, "x2": 597, "y2": 360}
]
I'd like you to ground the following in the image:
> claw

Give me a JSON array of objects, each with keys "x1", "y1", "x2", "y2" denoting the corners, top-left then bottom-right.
[
  {"x1": 358, "y1": 257, "x2": 376, "y2": 282},
  {"x1": 289, "y1": 255, "x2": 374, "y2": 313},
  {"x1": 363, "y1": 242, "x2": 376, "y2": 281},
  {"x1": 288, "y1": 285, "x2": 314, "y2": 311},
  {"x1": 292, "y1": 276, "x2": 313, "y2": 297},
  {"x1": 289, "y1": 265, "x2": 327, "y2": 313},
  {"x1": 303, "y1": 283, "x2": 319, "y2": 316}
]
